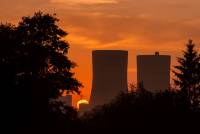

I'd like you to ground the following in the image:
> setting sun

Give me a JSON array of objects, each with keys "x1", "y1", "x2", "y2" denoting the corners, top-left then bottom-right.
[{"x1": 77, "y1": 99, "x2": 89, "y2": 109}]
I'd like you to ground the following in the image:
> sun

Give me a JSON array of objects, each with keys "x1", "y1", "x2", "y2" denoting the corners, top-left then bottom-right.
[{"x1": 77, "y1": 99, "x2": 89, "y2": 109}]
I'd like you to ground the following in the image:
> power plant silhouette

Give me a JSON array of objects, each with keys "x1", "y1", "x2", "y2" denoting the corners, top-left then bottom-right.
[
  {"x1": 79, "y1": 51, "x2": 171, "y2": 112},
  {"x1": 137, "y1": 52, "x2": 171, "y2": 93},
  {"x1": 90, "y1": 50, "x2": 128, "y2": 108}
]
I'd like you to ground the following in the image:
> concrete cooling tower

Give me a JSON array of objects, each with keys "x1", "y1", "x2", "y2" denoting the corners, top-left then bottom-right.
[
  {"x1": 137, "y1": 52, "x2": 171, "y2": 93},
  {"x1": 90, "y1": 50, "x2": 128, "y2": 108}
]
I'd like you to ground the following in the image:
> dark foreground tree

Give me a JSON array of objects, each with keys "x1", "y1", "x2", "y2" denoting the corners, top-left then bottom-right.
[
  {"x1": 0, "y1": 12, "x2": 82, "y2": 132},
  {"x1": 81, "y1": 90, "x2": 199, "y2": 133},
  {"x1": 173, "y1": 40, "x2": 200, "y2": 108}
]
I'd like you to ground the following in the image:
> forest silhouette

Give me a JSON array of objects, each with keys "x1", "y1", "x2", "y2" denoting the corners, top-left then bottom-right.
[{"x1": 0, "y1": 12, "x2": 199, "y2": 134}]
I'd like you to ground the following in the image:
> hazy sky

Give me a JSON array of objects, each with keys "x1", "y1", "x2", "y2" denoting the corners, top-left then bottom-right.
[{"x1": 1, "y1": 0, "x2": 200, "y2": 105}]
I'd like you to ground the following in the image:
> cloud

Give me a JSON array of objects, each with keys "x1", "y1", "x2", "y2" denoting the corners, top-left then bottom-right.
[
  {"x1": 61, "y1": 10, "x2": 200, "y2": 50},
  {"x1": 50, "y1": 0, "x2": 118, "y2": 5}
]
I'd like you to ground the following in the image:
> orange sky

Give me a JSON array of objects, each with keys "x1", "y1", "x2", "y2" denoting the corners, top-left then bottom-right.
[{"x1": 1, "y1": 0, "x2": 200, "y2": 106}]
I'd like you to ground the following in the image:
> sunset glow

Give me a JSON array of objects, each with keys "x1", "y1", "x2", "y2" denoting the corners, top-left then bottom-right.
[
  {"x1": 77, "y1": 99, "x2": 89, "y2": 109},
  {"x1": 1, "y1": 0, "x2": 200, "y2": 106}
]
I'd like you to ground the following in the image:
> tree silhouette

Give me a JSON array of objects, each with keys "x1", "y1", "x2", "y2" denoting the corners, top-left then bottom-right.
[
  {"x1": 0, "y1": 12, "x2": 82, "y2": 131},
  {"x1": 81, "y1": 90, "x2": 198, "y2": 133},
  {"x1": 173, "y1": 40, "x2": 200, "y2": 108}
]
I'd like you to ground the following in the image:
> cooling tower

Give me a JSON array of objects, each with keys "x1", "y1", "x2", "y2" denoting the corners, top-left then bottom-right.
[
  {"x1": 90, "y1": 50, "x2": 128, "y2": 108},
  {"x1": 137, "y1": 52, "x2": 171, "y2": 93}
]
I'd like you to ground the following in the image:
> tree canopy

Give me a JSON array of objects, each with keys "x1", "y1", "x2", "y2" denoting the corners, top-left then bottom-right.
[{"x1": 0, "y1": 12, "x2": 82, "y2": 130}]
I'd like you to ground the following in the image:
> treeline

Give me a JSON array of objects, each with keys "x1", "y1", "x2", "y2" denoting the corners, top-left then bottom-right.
[
  {"x1": 81, "y1": 90, "x2": 200, "y2": 133},
  {"x1": 26, "y1": 89, "x2": 199, "y2": 134},
  {"x1": 0, "y1": 12, "x2": 199, "y2": 133},
  {"x1": 14, "y1": 89, "x2": 200, "y2": 134}
]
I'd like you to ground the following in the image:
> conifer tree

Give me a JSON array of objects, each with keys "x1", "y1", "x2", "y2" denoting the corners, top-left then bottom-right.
[{"x1": 173, "y1": 40, "x2": 200, "y2": 107}]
